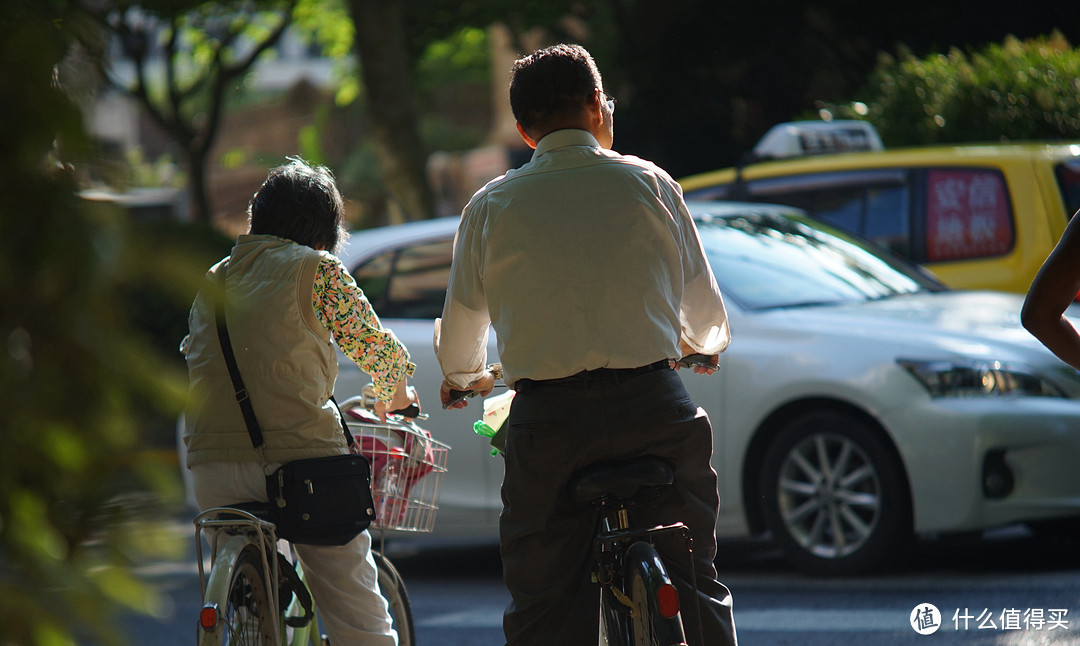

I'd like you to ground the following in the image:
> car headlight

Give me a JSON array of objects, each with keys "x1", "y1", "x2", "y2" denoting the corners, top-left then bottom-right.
[{"x1": 897, "y1": 359, "x2": 1067, "y2": 398}]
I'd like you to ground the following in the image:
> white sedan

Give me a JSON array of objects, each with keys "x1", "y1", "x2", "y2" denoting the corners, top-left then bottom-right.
[{"x1": 334, "y1": 202, "x2": 1080, "y2": 575}]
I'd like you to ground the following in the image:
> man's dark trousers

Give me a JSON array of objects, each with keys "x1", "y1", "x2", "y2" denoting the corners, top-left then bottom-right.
[{"x1": 499, "y1": 365, "x2": 738, "y2": 646}]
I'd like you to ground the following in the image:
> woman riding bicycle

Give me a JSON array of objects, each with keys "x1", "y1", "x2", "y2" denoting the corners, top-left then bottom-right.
[{"x1": 181, "y1": 158, "x2": 419, "y2": 646}]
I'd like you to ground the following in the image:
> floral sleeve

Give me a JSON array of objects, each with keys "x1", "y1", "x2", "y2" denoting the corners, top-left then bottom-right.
[{"x1": 313, "y1": 256, "x2": 415, "y2": 402}]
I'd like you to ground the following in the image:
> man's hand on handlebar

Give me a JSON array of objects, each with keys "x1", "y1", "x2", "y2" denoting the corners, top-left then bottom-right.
[
  {"x1": 440, "y1": 371, "x2": 496, "y2": 410},
  {"x1": 676, "y1": 338, "x2": 720, "y2": 375},
  {"x1": 674, "y1": 353, "x2": 720, "y2": 375},
  {"x1": 375, "y1": 384, "x2": 420, "y2": 423}
]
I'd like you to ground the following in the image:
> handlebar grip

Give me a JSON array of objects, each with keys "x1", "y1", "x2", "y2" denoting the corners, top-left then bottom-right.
[
  {"x1": 443, "y1": 388, "x2": 476, "y2": 409},
  {"x1": 391, "y1": 403, "x2": 420, "y2": 418},
  {"x1": 677, "y1": 353, "x2": 715, "y2": 369}
]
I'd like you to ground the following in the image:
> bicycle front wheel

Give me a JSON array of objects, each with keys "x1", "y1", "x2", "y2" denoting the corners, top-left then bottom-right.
[
  {"x1": 624, "y1": 541, "x2": 687, "y2": 646},
  {"x1": 201, "y1": 544, "x2": 275, "y2": 646},
  {"x1": 373, "y1": 551, "x2": 414, "y2": 646}
]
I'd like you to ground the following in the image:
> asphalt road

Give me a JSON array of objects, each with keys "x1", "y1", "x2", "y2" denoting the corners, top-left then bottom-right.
[{"x1": 114, "y1": 522, "x2": 1080, "y2": 645}]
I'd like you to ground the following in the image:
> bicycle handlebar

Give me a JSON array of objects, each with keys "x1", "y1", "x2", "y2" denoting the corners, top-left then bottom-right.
[
  {"x1": 443, "y1": 389, "x2": 477, "y2": 408},
  {"x1": 442, "y1": 363, "x2": 505, "y2": 409},
  {"x1": 391, "y1": 403, "x2": 421, "y2": 418},
  {"x1": 338, "y1": 389, "x2": 427, "y2": 423},
  {"x1": 676, "y1": 353, "x2": 716, "y2": 369}
]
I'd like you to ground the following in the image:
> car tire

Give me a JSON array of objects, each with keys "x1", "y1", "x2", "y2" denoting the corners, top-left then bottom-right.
[{"x1": 759, "y1": 409, "x2": 911, "y2": 575}]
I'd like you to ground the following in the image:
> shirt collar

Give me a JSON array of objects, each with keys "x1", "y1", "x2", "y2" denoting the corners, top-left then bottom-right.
[{"x1": 532, "y1": 129, "x2": 601, "y2": 160}]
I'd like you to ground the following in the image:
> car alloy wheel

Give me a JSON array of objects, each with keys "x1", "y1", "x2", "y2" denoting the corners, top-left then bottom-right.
[
  {"x1": 760, "y1": 410, "x2": 911, "y2": 575},
  {"x1": 777, "y1": 431, "x2": 881, "y2": 559}
]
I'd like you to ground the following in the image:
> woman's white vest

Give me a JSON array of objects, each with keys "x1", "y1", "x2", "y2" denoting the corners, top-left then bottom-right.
[{"x1": 183, "y1": 235, "x2": 346, "y2": 467}]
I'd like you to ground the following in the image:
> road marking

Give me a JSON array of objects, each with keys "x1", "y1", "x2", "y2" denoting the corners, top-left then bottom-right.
[
  {"x1": 418, "y1": 607, "x2": 917, "y2": 632},
  {"x1": 736, "y1": 609, "x2": 907, "y2": 632},
  {"x1": 421, "y1": 609, "x2": 503, "y2": 628}
]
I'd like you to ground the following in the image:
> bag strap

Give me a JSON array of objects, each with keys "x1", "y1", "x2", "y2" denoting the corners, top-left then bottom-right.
[
  {"x1": 277, "y1": 551, "x2": 315, "y2": 628},
  {"x1": 213, "y1": 264, "x2": 266, "y2": 452},
  {"x1": 211, "y1": 262, "x2": 354, "y2": 452}
]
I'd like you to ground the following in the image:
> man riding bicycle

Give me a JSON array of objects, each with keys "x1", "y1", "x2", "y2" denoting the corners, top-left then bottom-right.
[{"x1": 434, "y1": 44, "x2": 738, "y2": 646}]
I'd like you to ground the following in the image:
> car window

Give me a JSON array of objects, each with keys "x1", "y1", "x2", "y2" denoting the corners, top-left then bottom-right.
[
  {"x1": 1055, "y1": 159, "x2": 1080, "y2": 219},
  {"x1": 696, "y1": 167, "x2": 1023, "y2": 264},
  {"x1": 864, "y1": 185, "x2": 910, "y2": 258},
  {"x1": 695, "y1": 210, "x2": 941, "y2": 311},
  {"x1": 733, "y1": 169, "x2": 914, "y2": 260},
  {"x1": 351, "y1": 237, "x2": 454, "y2": 319},
  {"x1": 925, "y1": 169, "x2": 1013, "y2": 262},
  {"x1": 352, "y1": 250, "x2": 392, "y2": 306},
  {"x1": 810, "y1": 186, "x2": 862, "y2": 232}
]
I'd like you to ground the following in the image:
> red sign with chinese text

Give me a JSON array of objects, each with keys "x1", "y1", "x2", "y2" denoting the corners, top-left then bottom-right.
[{"x1": 926, "y1": 170, "x2": 1013, "y2": 262}]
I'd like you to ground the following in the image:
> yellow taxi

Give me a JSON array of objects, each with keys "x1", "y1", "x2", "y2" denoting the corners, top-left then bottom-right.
[{"x1": 680, "y1": 120, "x2": 1080, "y2": 294}]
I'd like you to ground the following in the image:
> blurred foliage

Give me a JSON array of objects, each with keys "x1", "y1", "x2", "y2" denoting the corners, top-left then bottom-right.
[
  {"x1": 403, "y1": 0, "x2": 574, "y2": 61},
  {"x1": 79, "y1": 0, "x2": 353, "y2": 224},
  {"x1": 121, "y1": 219, "x2": 234, "y2": 369},
  {"x1": 0, "y1": 1, "x2": 230, "y2": 644},
  {"x1": 417, "y1": 26, "x2": 490, "y2": 89},
  {"x1": 818, "y1": 31, "x2": 1080, "y2": 146}
]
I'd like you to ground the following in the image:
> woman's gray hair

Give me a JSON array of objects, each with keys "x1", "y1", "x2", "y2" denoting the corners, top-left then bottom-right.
[{"x1": 248, "y1": 157, "x2": 349, "y2": 253}]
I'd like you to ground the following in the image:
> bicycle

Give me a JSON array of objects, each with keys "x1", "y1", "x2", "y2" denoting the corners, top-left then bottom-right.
[
  {"x1": 194, "y1": 392, "x2": 449, "y2": 646},
  {"x1": 573, "y1": 456, "x2": 699, "y2": 646},
  {"x1": 447, "y1": 360, "x2": 706, "y2": 646}
]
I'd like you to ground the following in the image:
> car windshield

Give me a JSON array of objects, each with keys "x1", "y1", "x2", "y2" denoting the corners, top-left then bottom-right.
[{"x1": 695, "y1": 208, "x2": 945, "y2": 311}]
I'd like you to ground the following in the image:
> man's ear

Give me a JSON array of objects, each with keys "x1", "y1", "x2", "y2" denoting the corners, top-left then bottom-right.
[
  {"x1": 516, "y1": 122, "x2": 538, "y2": 149},
  {"x1": 590, "y1": 89, "x2": 606, "y2": 126}
]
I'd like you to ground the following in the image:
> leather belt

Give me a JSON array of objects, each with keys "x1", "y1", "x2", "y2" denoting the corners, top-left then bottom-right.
[{"x1": 515, "y1": 359, "x2": 672, "y2": 391}]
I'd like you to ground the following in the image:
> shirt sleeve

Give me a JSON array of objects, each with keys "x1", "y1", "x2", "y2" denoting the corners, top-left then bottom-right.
[
  {"x1": 671, "y1": 189, "x2": 732, "y2": 355},
  {"x1": 313, "y1": 255, "x2": 415, "y2": 402},
  {"x1": 434, "y1": 211, "x2": 492, "y2": 389}
]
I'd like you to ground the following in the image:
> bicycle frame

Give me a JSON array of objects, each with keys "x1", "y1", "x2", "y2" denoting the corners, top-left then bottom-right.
[
  {"x1": 193, "y1": 391, "x2": 440, "y2": 646},
  {"x1": 590, "y1": 492, "x2": 702, "y2": 646},
  {"x1": 195, "y1": 508, "x2": 320, "y2": 646}
]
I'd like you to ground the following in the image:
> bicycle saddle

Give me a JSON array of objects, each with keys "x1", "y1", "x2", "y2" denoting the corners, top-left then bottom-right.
[{"x1": 569, "y1": 456, "x2": 674, "y2": 505}]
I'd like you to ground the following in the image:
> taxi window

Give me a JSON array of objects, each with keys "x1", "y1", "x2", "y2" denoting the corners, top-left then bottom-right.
[
  {"x1": 925, "y1": 169, "x2": 1013, "y2": 262},
  {"x1": 351, "y1": 238, "x2": 454, "y2": 319},
  {"x1": 810, "y1": 187, "x2": 862, "y2": 232},
  {"x1": 865, "y1": 186, "x2": 910, "y2": 258},
  {"x1": 1055, "y1": 160, "x2": 1080, "y2": 219},
  {"x1": 739, "y1": 169, "x2": 912, "y2": 258}
]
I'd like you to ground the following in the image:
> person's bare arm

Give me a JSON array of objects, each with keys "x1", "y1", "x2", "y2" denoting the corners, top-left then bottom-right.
[{"x1": 1022, "y1": 213, "x2": 1080, "y2": 370}]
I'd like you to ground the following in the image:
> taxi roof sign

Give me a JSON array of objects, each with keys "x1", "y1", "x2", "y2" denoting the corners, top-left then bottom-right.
[{"x1": 752, "y1": 120, "x2": 884, "y2": 160}]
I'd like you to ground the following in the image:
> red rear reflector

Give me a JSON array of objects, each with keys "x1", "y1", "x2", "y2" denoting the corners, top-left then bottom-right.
[
  {"x1": 200, "y1": 605, "x2": 219, "y2": 629},
  {"x1": 657, "y1": 583, "x2": 680, "y2": 619}
]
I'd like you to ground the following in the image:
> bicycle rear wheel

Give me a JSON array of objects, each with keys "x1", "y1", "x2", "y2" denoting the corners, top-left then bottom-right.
[
  {"x1": 599, "y1": 584, "x2": 630, "y2": 646},
  {"x1": 373, "y1": 551, "x2": 415, "y2": 646},
  {"x1": 624, "y1": 542, "x2": 687, "y2": 646},
  {"x1": 202, "y1": 544, "x2": 275, "y2": 645}
]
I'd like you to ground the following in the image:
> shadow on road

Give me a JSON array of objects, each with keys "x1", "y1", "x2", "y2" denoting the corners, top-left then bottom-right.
[
  {"x1": 378, "y1": 521, "x2": 1080, "y2": 581},
  {"x1": 713, "y1": 522, "x2": 1080, "y2": 578}
]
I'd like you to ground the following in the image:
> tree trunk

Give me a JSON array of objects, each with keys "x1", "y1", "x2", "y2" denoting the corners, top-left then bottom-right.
[
  {"x1": 348, "y1": 0, "x2": 434, "y2": 223},
  {"x1": 187, "y1": 145, "x2": 212, "y2": 225}
]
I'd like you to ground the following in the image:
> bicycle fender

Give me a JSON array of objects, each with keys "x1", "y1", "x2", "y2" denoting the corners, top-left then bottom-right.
[
  {"x1": 199, "y1": 535, "x2": 272, "y2": 646},
  {"x1": 625, "y1": 541, "x2": 687, "y2": 645}
]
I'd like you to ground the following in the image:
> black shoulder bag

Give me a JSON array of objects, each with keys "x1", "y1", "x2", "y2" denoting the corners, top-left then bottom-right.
[{"x1": 213, "y1": 267, "x2": 376, "y2": 546}]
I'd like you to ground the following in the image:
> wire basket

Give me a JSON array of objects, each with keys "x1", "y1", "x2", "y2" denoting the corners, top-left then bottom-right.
[{"x1": 345, "y1": 414, "x2": 449, "y2": 533}]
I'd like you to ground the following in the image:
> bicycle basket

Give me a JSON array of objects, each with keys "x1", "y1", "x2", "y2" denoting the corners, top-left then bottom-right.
[{"x1": 344, "y1": 413, "x2": 449, "y2": 533}]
